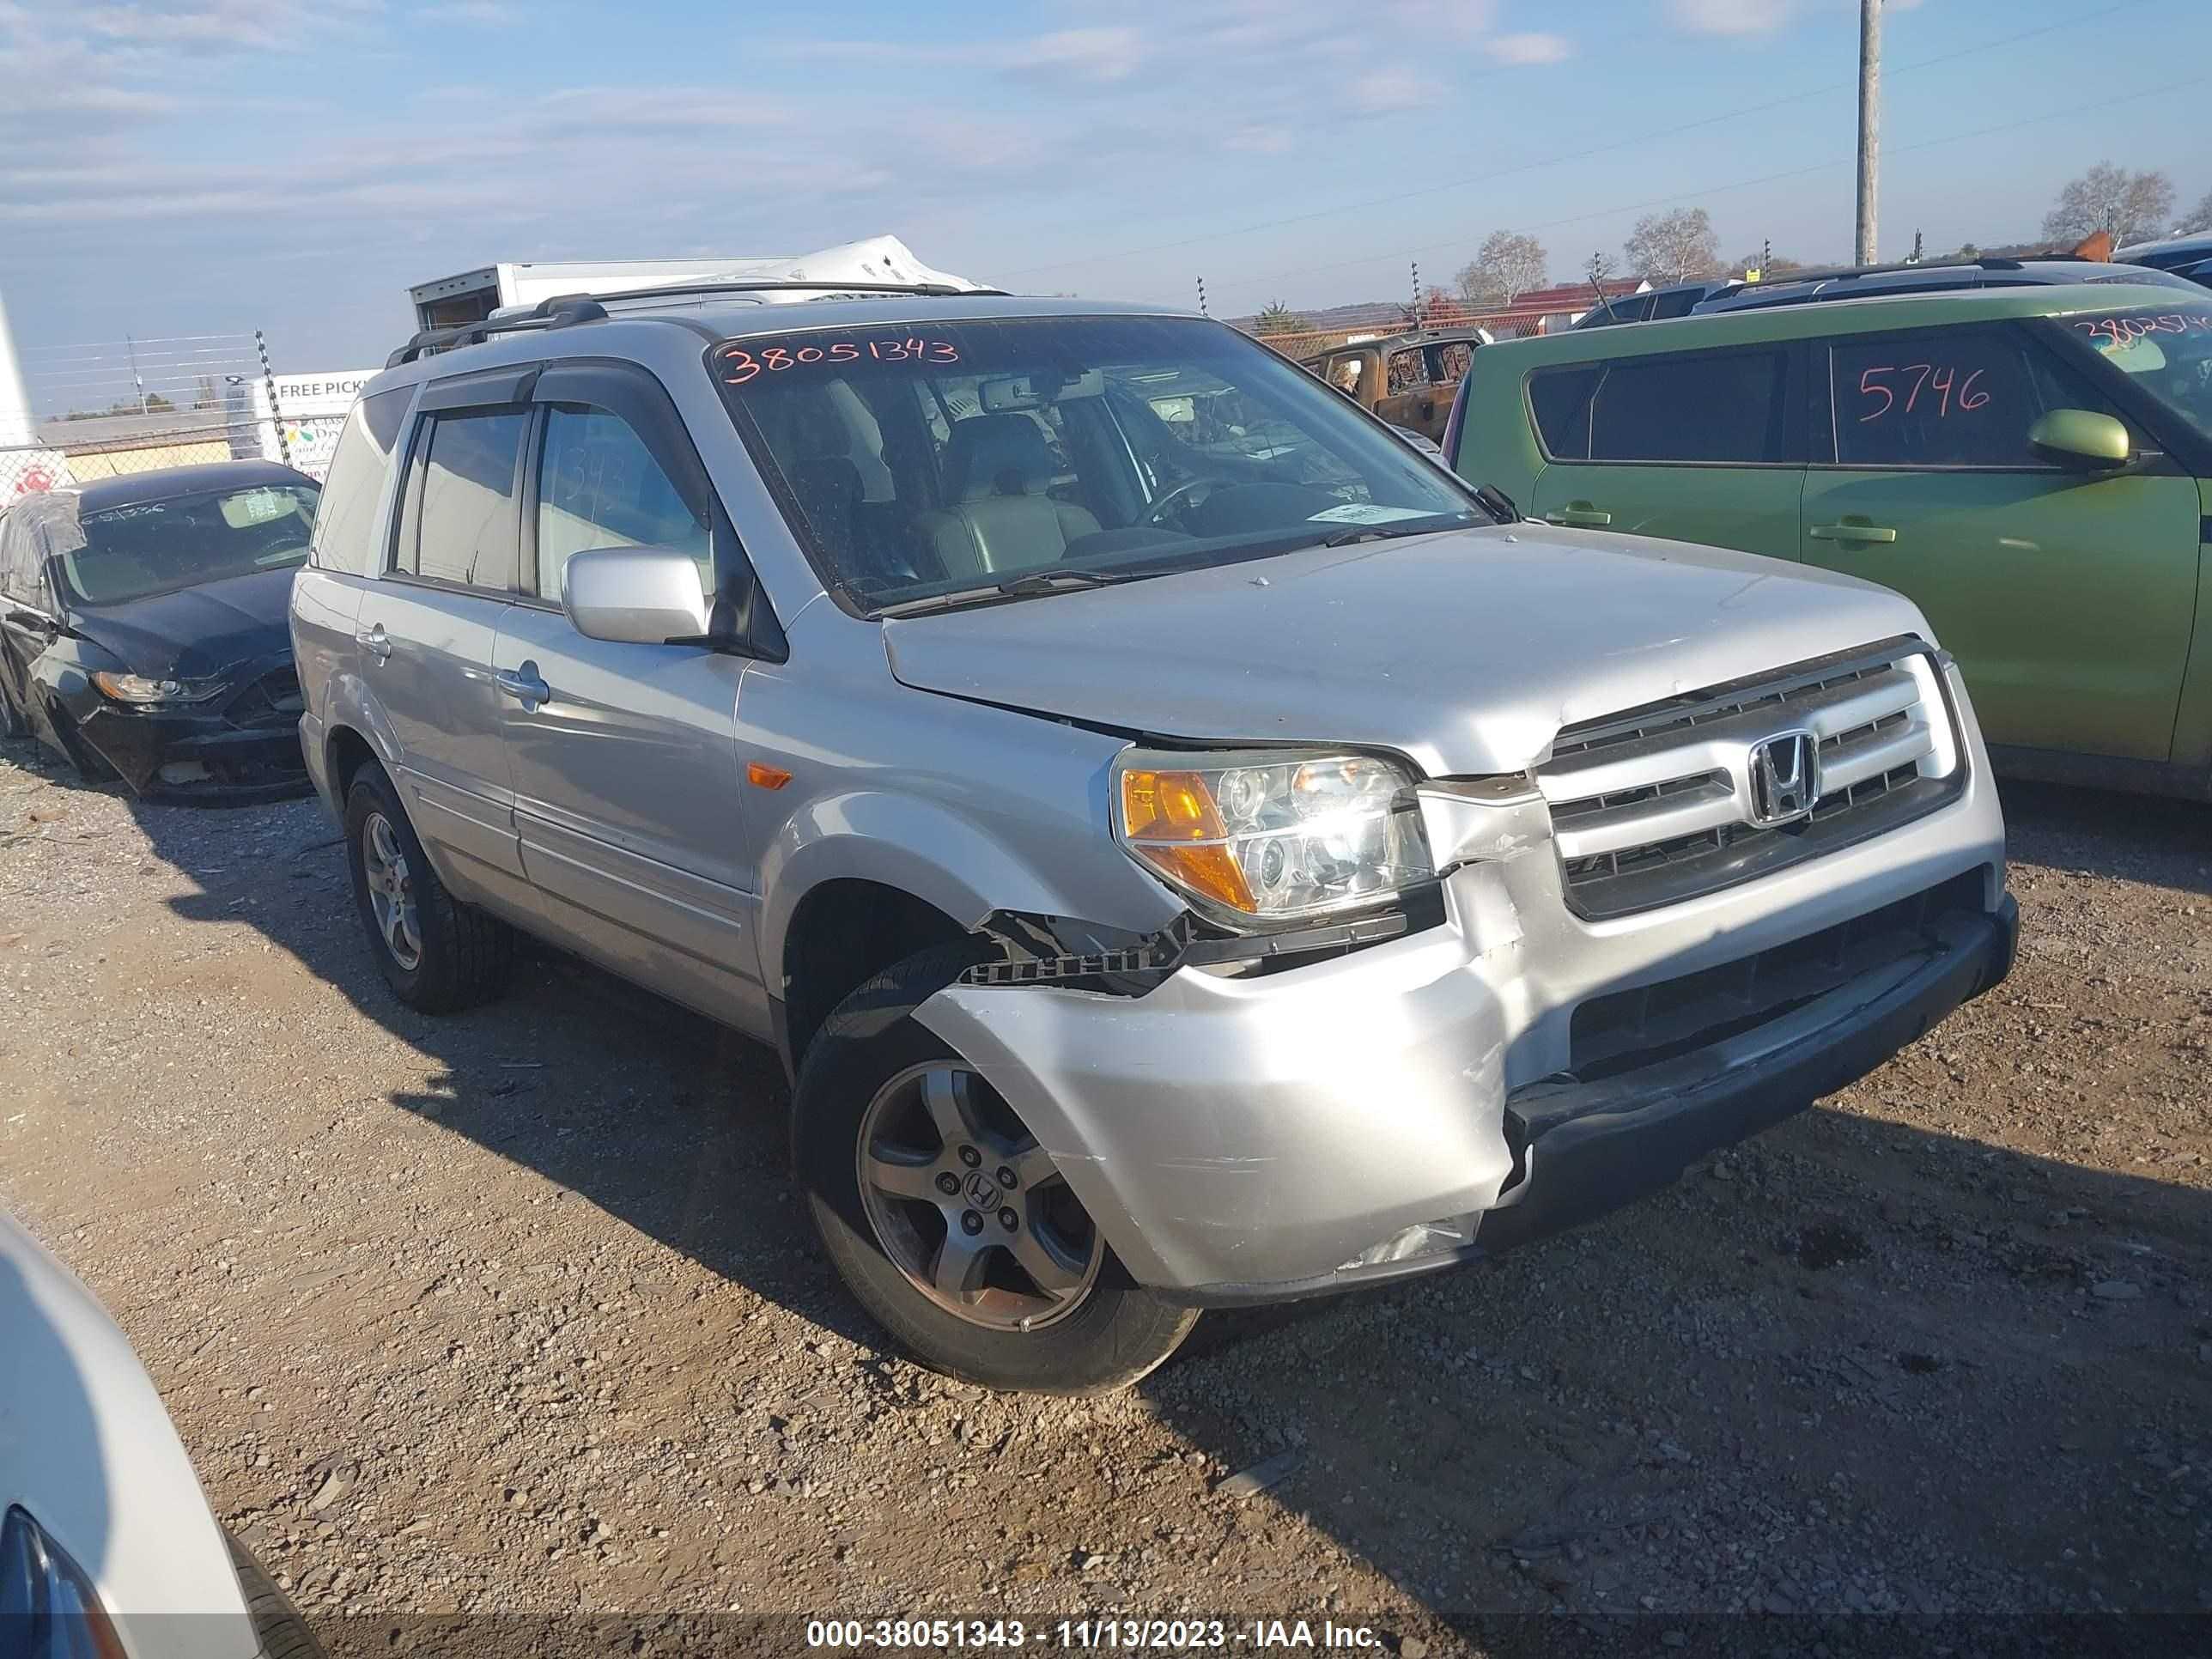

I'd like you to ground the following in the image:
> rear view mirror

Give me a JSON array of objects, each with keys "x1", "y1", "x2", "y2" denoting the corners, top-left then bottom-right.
[
  {"x1": 561, "y1": 546, "x2": 713, "y2": 645},
  {"x1": 2028, "y1": 409, "x2": 2131, "y2": 470}
]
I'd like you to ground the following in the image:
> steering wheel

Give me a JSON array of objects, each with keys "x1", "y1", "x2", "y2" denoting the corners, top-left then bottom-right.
[{"x1": 1138, "y1": 477, "x2": 1217, "y2": 528}]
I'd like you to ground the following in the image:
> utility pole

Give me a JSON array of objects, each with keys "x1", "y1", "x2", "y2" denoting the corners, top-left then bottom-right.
[{"x1": 1855, "y1": 0, "x2": 1881, "y2": 265}]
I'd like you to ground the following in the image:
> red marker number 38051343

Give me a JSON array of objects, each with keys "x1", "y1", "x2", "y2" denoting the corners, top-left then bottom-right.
[{"x1": 719, "y1": 337, "x2": 959, "y2": 386}]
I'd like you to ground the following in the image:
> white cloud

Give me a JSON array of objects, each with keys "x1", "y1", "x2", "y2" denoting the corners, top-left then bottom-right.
[
  {"x1": 1350, "y1": 68, "x2": 1444, "y2": 113},
  {"x1": 1224, "y1": 124, "x2": 1296, "y2": 155},
  {"x1": 1490, "y1": 31, "x2": 1573, "y2": 64},
  {"x1": 77, "y1": 0, "x2": 382, "y2": 51},
  {"x1": 1668, "y1": 0, "x2": 1794, "y2": 38},
  {"x1": 412, "y1": 0, "x2": 516, "y2": 24},
  {"x1": 782, "y1": 25, "x2": 1150, "y2": 87}
]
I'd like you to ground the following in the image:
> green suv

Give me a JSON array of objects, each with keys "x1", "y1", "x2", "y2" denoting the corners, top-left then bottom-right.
[{"x1": 1449, "y1": 285, "x2": 2212, "y2": 797}]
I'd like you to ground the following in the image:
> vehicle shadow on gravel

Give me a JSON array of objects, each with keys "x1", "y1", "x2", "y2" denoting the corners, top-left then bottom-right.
[
  {"x1": 112, "y1": 781, "x2": 2212, "y2": 1647},
  {"x1": 1138, "y1": 1109, "x2": 2210, "y2": 1646},
  {"x1": 1998, "y1": 778, "x2": 2212, "y2": 896}
]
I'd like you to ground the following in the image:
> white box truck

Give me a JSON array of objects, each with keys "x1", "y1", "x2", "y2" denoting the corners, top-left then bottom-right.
[{"x1": 405, "y1": 234, "x2": 983, "y2": 331}]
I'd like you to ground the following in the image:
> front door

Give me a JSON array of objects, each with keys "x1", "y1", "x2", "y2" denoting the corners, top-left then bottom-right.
[
  {"x1": 1524, "y1": 342, "x2": 1807, "y2": 561},
  {"x1": 354, "y1": 395, "x2": 531, "y2": 889},
  {"x1": 1801, "y1": 322, "x2": 2201, "y2": 762},
  {"x1": 489, "y1": 362, "x2": 767, "y2": 1033}
]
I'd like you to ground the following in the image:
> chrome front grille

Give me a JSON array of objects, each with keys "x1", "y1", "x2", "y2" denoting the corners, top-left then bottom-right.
[{"x1": 1540, "y1": 640, "x2": 1964, "y2": 920}]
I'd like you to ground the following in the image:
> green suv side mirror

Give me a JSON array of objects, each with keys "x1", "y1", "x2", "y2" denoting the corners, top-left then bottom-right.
[{"x1": 2027, "y1": 409, "x2": 2131, "y2": 470}]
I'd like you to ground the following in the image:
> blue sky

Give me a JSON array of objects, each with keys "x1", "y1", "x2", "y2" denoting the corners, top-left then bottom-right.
[{"x1": 3, "y1": 0, "x2": 2207, "y2": 374}]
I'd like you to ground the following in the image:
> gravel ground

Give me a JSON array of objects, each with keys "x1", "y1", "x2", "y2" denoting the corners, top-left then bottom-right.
[{"x1": 2, "y1": 727, "x2": 2207, "y2": 1657}]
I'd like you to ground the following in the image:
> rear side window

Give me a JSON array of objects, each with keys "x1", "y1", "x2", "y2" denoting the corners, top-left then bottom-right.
[
  {"x1": 1532, "y1": 351, "x2": 1789, "y2": 464},
  {"x1": 1387, "y1": 349, "x2": 1429, "y2": 393},
  {"x1": 310, "y1": 386, "x2": 411, "y2": 576},
  {"x1": 1528, "y1": 365, "x2": 1601, "y2": 457},
  {"x1": 1830, "y1": 330, "x2": 2063, "y2": 467},
  {"x1": 395, "y1": 409, "x2": 526, "y2": 591},
  {"x1": 0, "y1": 514, "x2": 33, "y2": 601},
  {"x1": 536, "y1": 407, "x2": 712, "y2": 600}
]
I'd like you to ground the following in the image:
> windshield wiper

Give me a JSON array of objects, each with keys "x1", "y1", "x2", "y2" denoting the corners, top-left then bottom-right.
[
  {"x1": 875, "y1": 568, "x2": 1144, "y2": 618},
  {"x1": 994, "y1": 568, "x2": 1131, "y2": 596},
  {"x1": 1318, "y1": 521, "x2": 1461, "y2": 549}
]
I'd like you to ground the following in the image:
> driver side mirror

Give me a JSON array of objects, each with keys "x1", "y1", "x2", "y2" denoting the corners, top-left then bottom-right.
[
  {"x1": 2027, "y1": 409, "x2": 2132, "y2": 471},
  {"x1": 561, "y1": 546, "x2": 713, "y2": 645}
]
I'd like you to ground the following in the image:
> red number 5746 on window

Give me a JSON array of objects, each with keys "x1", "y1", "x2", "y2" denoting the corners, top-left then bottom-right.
[{"x1": 1855, "y1": 363, "x2": 1992, "y2": 422}]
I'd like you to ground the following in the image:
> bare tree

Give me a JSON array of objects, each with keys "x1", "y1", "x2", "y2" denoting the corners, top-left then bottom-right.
[
  {"x1": 2041, "y1": 163, "x2": 2175, "y2": 246},
  {"x1": 1733, "y1": 251, "x2": 1803, "y2": 277},
  {"x1": 2180, "y1": 188, "x2": 2212, "y2": 236},
  {"x1": 1455, "y1": 231, "x2": 1549, "y2": 306},
  {"x1": 1624, "y1": 208, "x2": 1721, "y2": 283}
]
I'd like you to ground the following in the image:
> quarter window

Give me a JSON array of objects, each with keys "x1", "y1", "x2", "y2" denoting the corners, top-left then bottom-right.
[
  {"x1": 535, "y1": 407, "x2": 712, "y2": 600},
  {"x1": 397, "y1": 408, "x2": 526, "y2": 590},
  {"x1": 310, "y1": 385, "x2": 412, "y2": 576}
]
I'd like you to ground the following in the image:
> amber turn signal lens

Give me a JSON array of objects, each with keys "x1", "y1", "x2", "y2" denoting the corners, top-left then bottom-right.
[
  {"x1": 745, "y1": 761, "x2": 793, "y2": 790},
  {"x1": 1118, "y1": 769, "x2": 1255, "y2": 911},
  {"x1": 1117, "y1": 768, "x2": 1224, "y2": 841}
]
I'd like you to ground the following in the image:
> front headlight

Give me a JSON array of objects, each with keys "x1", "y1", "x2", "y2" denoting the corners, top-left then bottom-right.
[
  {"x1": 0, "y1": 1505, "x2": 126, "y2": 1658},
  {"x1": 1113, "y1": 748, "x2": 1434, "y2": 925},
  {"x1": 90, "y1": 672, "x2": 228, "y2": 706}
]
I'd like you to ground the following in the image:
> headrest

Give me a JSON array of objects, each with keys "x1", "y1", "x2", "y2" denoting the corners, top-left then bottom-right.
[{"x1": 946, "y1": 414, "x2": 1056, "y2": 501}]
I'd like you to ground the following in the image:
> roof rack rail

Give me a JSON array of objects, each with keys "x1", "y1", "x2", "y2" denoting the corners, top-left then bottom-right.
[
  {"x1": 550, "y1": 277, "x2": 1011, "y2": 308},
  {"x1": 386, "y1": 280, "x2": 1008, "y2": 368}
]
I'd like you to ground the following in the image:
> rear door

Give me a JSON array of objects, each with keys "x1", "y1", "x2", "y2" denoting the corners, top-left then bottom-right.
[
  {"x1": 352, "y1": 368, "x2": 532, "y2": 890},
  {"x1": 0, "y1": 512, "x2": 50, "y2": 720},
  {"x1": 489, "y1": 358, "x2": 769, "y2": 1032},
  {"x1": 1800, "y1": 320, "x2": 2200, "y2": 761},
  {"x1": 1525, "y1": 342, "x2": 1807, "y2": 560},
  {"x1": 1374, "y1": 345, "x2": 1451, "y2": 439}
]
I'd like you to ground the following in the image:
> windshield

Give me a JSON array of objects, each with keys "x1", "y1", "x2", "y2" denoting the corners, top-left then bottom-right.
[
  {"x1": 708, "y1": 315, "x2": 1482, "y2": 613},
  {"x1": 2062, "y1": 303, "x2": 2212, "y2": 445},
  {"x1": 57, "y1": 483, "x2": 320, "y2": 606}
]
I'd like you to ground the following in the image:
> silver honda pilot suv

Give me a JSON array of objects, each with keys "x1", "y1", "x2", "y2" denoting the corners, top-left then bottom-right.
[{"x1": 292, "y1": 288, "x2": 2016, "y2": 1393}]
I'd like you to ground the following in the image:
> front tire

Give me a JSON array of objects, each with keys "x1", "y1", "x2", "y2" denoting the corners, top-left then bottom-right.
[
  {"x1": 343, "y1": 761, "x2": 512, "y2": 1012},
  {"x1": 794, "y1": 945, "x2": 1198, "y2": 1394},
  {"x1": 0, "y1": 668, "x2": 27, "y2": 741}
]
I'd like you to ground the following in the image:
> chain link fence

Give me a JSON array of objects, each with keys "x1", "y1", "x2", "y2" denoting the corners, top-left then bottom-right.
[{"x1": 17, "y1": 331, "x2": 282, "y2": 473}]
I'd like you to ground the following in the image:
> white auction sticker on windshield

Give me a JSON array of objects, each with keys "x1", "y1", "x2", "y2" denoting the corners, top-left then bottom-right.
[
  {"x1": 1306, "y1": 502, "x2": 1433, "y2": 526},
  {"x1": 223, "y1": 489, "x2": 289, "y2": 527}
]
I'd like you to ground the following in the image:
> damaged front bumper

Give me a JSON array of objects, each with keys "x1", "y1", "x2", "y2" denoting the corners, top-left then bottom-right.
[
  {"x1": 916, "y1": 755, "x2": 2012, "y2": 1305},
  {"x1": 67, "y1": 656, "x2": 311, "y2": 802}
]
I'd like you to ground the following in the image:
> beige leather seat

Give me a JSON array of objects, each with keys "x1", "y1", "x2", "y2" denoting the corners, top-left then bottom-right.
[{"x1": 916, "y1": 414, "x2": 1100, "y2": 583}]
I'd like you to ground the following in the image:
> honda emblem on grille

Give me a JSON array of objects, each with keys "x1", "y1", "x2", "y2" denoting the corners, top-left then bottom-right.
[{"x1": 1747, "y1": 730, "x2": 1820, "y2": 826}]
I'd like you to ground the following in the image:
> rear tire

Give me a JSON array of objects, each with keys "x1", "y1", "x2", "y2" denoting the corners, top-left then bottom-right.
[
  {"x1": 795, "y1": 943, "x2": 1198, "y2": 1394},
  {"x1": 343, "y1": 760, "x2": 512, "y2": 1013},
  {"x1": 0, "y1": 672, "x2": 27, "y2": 741},
  {"x1": 224, "y1": 1528, "x2": 325, "y2": 1659},
  {"x1": 43, "y1": 696, "x2": 115, "y2": 781}
]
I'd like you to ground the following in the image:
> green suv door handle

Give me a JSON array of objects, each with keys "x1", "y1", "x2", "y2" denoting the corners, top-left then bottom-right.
[
  {"x1": 1544, "y1": 502, "x2": 1613, "y2": 527},
  {"x1": 1809, "y1": 519, "x2": 1899, "y2": 545}
]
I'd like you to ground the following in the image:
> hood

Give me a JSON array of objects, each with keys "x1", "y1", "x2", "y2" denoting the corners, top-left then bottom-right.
[
  {"x1": 68, "y1": 565, "x2": 298, "y2": 680},
  {"x1": 882, "y1": 525, "x2": 1931, "y2": 777}
]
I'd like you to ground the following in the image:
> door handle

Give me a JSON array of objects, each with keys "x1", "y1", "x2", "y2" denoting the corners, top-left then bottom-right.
[
  {"x1": 1544, "y1": 502, "x2": 1613, "y2": 527},
  {"x1": 1809, "y1": 520, "x2": 1899, "y2": 545},
  {"x1": 494, "y1": 665, "x2": 551, "y2": 706},
  {"x1": 356, "y1": 624, "x2": 392, "y2": 661}
]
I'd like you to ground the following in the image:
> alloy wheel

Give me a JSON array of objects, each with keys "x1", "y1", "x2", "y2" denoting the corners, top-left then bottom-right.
[
  {"x1": 361, "y1": 811, "x2": 422, "y2": 971},
  {"x1": 855, "y1": 1061, "x2": 1103, "y2": 1332}
]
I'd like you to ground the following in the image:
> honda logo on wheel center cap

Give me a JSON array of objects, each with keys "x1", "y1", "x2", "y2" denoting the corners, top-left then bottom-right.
[
  {"x1": 1747, "y1": 730, "x2": 1820, "y2": 827},
  {"x1": 965, "y1": 1172, "x2": 1000, "y2": 1209}
]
